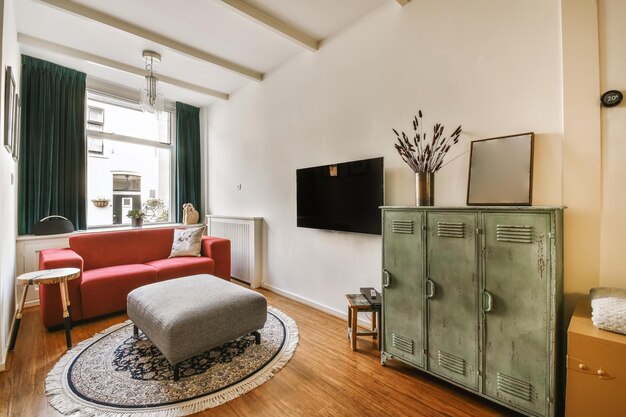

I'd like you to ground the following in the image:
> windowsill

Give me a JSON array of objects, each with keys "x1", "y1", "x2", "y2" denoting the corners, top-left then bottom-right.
[{"x1": 16, "y1": 222, "x2": 201, "y2": 242}]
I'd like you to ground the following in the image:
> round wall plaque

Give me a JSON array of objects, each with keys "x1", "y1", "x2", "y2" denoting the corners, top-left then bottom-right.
[{"x1": 601, "y1": 90, "x2": 623, "y2": 107}]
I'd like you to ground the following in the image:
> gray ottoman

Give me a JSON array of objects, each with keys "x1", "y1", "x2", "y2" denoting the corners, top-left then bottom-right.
[{"x1": 127, "y1": 274, "x2": 267, "y2": 380}]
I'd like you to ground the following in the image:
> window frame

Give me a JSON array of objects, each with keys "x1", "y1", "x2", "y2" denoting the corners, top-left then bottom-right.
[{"x1": 85, "y1": 89, "x2": 176, "y2": 229}]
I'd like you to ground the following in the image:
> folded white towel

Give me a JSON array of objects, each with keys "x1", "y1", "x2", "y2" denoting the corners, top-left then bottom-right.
[{"x1": 590, "y1": 287, "x2": 626, "y2": 335}]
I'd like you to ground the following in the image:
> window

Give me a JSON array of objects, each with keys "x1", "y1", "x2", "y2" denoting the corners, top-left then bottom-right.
[{"x1": 86, "y1": 92, "x2": 173, "y2": 227}]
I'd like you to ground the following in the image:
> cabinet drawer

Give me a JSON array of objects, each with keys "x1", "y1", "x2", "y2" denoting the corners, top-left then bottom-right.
[{"x1": 566, "y1": 333, "x2": 626, "y2": 417}]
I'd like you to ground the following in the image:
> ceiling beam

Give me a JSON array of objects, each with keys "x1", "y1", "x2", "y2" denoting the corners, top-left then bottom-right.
[
  {"x1": 216, "y1": 0, "x2": 319, "y2": 51},
  {"x1": 18, "y1": 33, "x2": 230, "y2": 101},
  {"x1": 396, "y1": 0, "x2": 412, "y2": 6},
  {"x1": 35, "y1": 0, "x2": 263, "y2": 81}
]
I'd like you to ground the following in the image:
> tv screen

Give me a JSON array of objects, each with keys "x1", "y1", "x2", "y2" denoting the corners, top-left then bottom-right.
[{"x1": 297, "y1": 157, "x2": 384, "y2": 235}]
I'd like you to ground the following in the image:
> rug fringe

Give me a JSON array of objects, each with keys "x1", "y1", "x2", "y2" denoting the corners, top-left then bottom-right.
[{"x1": 46, "y1": 306, "x2": 299, "y2": 416}]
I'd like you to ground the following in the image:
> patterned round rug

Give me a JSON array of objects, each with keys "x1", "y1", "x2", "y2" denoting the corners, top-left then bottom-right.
[{"x1": 46, "y1": 306, "x2": 298, "y2": 416}]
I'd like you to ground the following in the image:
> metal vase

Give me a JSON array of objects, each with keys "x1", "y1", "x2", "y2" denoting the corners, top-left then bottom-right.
[
  {"x1": 416, "y1": 172, "x2": 435, "y2": 206},
  {"x1": 131, "y1": 217, "x2": 143, "y2": 228}
]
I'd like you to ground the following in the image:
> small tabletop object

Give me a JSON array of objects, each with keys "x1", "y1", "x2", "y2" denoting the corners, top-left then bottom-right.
[
  {"x1": 346, "y1": 293, "x2": 381, "y2": 351},
  {"x1": 9, "y1": 267, "x2": 80, "y2": 351}
]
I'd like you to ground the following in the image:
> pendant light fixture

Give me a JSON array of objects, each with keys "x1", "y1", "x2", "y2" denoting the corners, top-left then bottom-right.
[{"x1": 140, "y1": 50, "x2": 164, "y2": 115}]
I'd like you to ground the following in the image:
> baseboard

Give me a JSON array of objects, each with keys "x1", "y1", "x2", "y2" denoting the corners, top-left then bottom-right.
[
  {"x1": 1, "y1": 304, "x2": 18, "y2": 371},
  {"x1": 261, "y1": 282, "x2": 373, "y2": 328},
  {"x1": 0, "y1": 345, "x2": 11, "y2": 372}
]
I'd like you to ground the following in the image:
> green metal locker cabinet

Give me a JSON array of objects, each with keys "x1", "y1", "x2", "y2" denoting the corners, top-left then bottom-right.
[
  {"x1": 381, "y1": 209, "x2": 425, "y2": 367},
  {"x1": 380, "y1": 207, "x2": 563, "y2": 417},
  {"x1": 481, "y1": 212, "x2": 552, "y2": 416},
  {"x1": 426, "y1": 211, "x2": 479, "y2": 390}
]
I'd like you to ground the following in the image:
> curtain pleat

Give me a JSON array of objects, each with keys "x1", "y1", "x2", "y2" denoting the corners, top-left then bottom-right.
[
  {"x1": 175, "y1": 102, "x2": 202, "y2": 223},
  {"x1": 18, "y1": 55, "x2": 86, "y2": 234}
]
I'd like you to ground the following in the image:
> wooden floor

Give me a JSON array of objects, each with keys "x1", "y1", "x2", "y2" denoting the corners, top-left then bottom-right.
[{"x1": 0, "y1": 288, "x2": 520, "y2": 417}]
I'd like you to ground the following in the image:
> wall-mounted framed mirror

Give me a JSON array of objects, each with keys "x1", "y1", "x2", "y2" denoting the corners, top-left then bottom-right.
[{"x1": 466, "y1": 132, "x2": 534, "y2": 206}]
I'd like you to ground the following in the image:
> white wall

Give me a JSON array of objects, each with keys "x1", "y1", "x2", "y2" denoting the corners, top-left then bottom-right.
[
  {"x1": 598, "y1": 0, "x2": 626, "y2": 289},
  {"x1": 0, "y1": 0, "x2": 20, "y2": 369},
  {"x1": 207, "y1": 0, "x2": 564, "y2": 317},
  {"x1": 560, "y1": 0, "x2": 603, "y2": 318}
]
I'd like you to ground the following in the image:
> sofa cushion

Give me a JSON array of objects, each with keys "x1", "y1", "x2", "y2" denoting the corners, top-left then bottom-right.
[
  {"x1": 169, "y1": 226, "x2": 205, "y2": 258},
  {"x1": 80, "y1": 264, "x2": 158, "y2": 319},
  {"x1": 146, "y1": 257, "x2": 215, "y2": 282},
  {"x1": 70, "y1": 228, "x2": 177, "y2": 270}
]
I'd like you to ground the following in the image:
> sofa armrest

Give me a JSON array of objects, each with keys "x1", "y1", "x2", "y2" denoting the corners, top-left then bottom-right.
[
  {"x1": 39, "y1": 249, "x2": 84, "y2": 328},
  {"x1": 39, "y1": 248, "x2": 84, "y2": 271},
  {"x1": 201, "y1": 236, "x2": 231, "y2": 280}
]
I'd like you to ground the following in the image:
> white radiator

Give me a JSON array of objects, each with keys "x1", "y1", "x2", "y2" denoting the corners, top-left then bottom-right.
[{"x1": 206, "y1": 215, "x2": 263, "y2": 288}]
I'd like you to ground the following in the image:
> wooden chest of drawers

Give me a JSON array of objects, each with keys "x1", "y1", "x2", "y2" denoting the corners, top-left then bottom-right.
[{"x1": 566, "y1": 300, "x2": 626, "y2": 417}]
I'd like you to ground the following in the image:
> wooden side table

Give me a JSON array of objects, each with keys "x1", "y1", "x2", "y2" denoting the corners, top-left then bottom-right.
[
  {"x1": 346, "y1": 293, "x2": 381, "y2": 351},
  {"x1": 9, "y1": 267, "x2": 80, "y2": 351}
]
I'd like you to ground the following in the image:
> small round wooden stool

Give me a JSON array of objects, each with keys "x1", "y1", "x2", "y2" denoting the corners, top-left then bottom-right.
[{"x1": 9, "y1": 267, "x2": 80, "y2": 351}]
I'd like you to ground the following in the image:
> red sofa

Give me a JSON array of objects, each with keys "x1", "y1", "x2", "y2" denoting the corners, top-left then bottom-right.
[{"x1": 39, "y1": 227, "x2": 231, "y2": 328}]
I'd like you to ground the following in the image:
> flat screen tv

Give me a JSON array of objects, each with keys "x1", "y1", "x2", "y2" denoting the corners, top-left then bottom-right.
[{"x1": 297, "y1": 157, "x2": 384, "y2": 235}]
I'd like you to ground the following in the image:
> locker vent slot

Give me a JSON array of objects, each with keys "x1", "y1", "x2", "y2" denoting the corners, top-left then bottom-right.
[
  {"x1": 438, "y1": 351, "x2": 466, "y2": 375},
  {"x1": 392, "y1": 333, "x2": 414, "y2": 354},
  {"x1": 496, "y1": 224, "x2": 532, "y2": 244},
  {"x1": 497, "y1": 372, "x2": 533, "y2": 401},
  {"x1": 437, "y1": 222, "x2": 465, "y2": 238},
  {"x1": 392, "y1": 220, "x2": 414, "y2": 234}
]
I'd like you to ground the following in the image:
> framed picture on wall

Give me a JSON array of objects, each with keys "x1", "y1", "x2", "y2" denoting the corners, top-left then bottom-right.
[
  {"x1": 12, "y1": 94, "x2": 21, "y2": 161},
  {"x1": 4, "y1": 66, "x2": 16, "y2": 154},
  {"x1": 466, "y1": 132, "x2": 535, "y2": 206}
]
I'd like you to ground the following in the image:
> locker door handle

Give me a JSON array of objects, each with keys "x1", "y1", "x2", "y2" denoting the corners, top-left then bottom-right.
[
  {"x1": 483, "y1": 291, "x2": 493, "y2": 312},
  {"x1": 383, "y1": 270, "x2": 391, "y2": 288},
  {"x1": 426, "y1": 279, "x2": 436, "y2": 298}
]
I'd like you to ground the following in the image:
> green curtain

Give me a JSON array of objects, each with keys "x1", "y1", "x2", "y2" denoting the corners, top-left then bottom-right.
[
  {"x1": 175, "y1": 102, "x2": 201, "y2": 222},
  {"x1": 18, "y1": 56, "x2": 86, "y2": 235}
]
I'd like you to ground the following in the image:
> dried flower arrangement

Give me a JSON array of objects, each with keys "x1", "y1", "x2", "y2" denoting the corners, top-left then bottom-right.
[{"x1": 393, "y1": 110, "x2": 462, "y2": 173}]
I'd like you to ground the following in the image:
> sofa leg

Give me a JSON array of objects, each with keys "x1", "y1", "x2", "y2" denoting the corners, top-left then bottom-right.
[
  {"x1": 133, "y1": 324, "x2": 139, "y2": 337},
  {"x1": 252, "y1": 331, "x2": 261, "y2": 345},
  {"x1": 173, "y1": 363, "x2": 181, "y2": 381}
]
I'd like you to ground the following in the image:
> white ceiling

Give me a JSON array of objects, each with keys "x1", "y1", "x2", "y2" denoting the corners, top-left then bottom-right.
[{"x1": 16, "y1": 0, "x2": 388, "y2": 108}]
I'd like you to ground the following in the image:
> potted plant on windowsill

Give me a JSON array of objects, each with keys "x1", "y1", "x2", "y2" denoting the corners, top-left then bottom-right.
[{"x1": 127, "y1": 209, "x2": 145, "y2": 228}]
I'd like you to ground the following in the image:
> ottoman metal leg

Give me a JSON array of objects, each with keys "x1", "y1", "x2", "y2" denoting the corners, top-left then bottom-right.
[
  {"x1": 252, "y1": 331, "x2": 261, "y2": 345},
  {"x1": 133, "y1": 324, "x2": 139, "y2": 337},
  {"x1": 173, "y1": 363, "x2": 181, "y2": 381}
]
